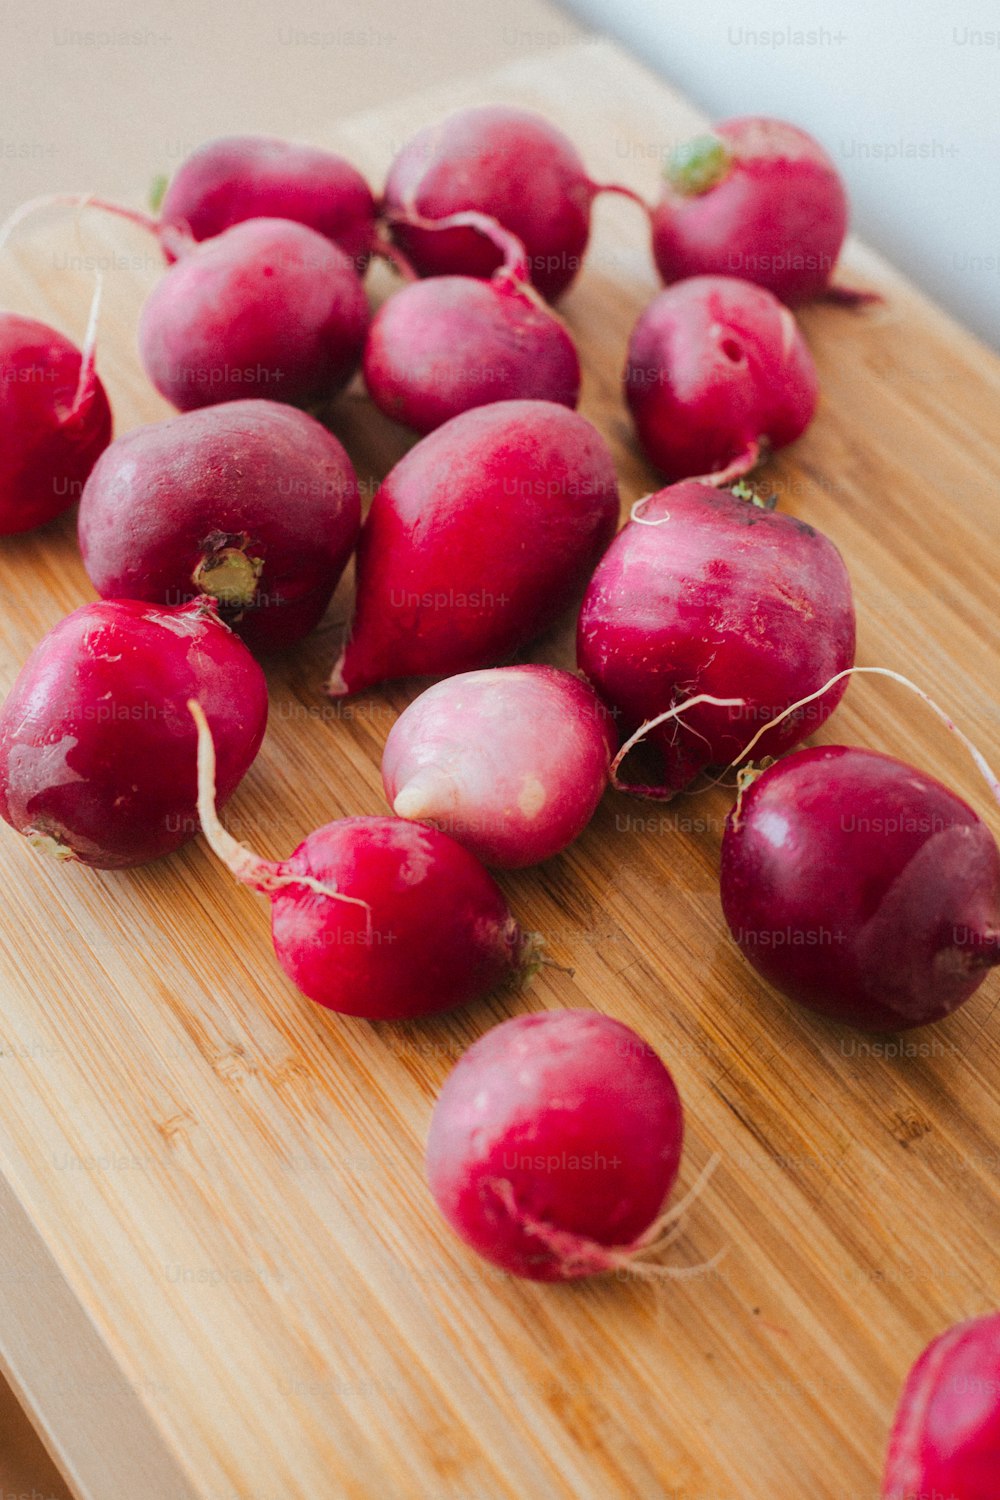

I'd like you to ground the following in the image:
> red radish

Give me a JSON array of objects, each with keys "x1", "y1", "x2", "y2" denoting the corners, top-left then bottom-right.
[
  {"x1": 382, "y1": 666, "x2": 616, "y2": 868},
  {"x1": 0, "y1": 309, "x2": 112, "y2": 534},
  {"x1": 720, "y1": 745, "x2": 1000, "y2": 1031},
  {"x1": 329, "y1": 400, "x2": 620, "y2": 697},
  {"x1": 0, "y1": 600, "x2": 266, "y2": 869},
  {"x1": 577, "y1": 482, "x2": 855, "y2": 798},
  {"x1": 625, "y1": 275, "x2": 818, "y2": 483},
  {"x1": 383, "y1": 105, "x2": 641, "y2": 301},
  {"x1": 426, "y1": 1010, "x2": 695, "y2": 1281},
  {"x1": 78, "y1": 400, "x2": 359, "y2": 654},
  {"x1": 882, "y1": 1312, "x2": 1000, "y2": 1499},
  {"x1": 189, "y1": 703, "x2": 535, "y2": 1020},
  {"x1": 363, "y1": 271, "x2": 581, "y2": 435},
  {"x1": 651, "y1": 117, "x2": 857, "y2": 305},
  {"x1": 138, "y1": 218, "x2": 369, "y2": 411},
  {"x1": 158, "y1": 135, "x2": 376, "y2": 270}
]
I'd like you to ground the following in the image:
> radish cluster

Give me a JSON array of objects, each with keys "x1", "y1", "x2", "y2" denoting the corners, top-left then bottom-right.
[{"x1": 1, "y1": 92, "x2": 997, "y2": 1494}]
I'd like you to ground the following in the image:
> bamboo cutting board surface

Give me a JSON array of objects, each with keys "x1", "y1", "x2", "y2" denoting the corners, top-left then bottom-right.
[{"x1": 1, "y1": 38, "x2": 999, "y2": 1500}]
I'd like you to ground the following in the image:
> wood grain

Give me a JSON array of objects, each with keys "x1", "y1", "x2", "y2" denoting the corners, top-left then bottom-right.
[{"x1": 1, "y1": 38, "x2": 999, "y2": 1500}]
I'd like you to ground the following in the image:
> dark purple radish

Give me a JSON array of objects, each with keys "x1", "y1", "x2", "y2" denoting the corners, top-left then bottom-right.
[
  {"x1": 721, "y1": 745, "x2": 1000, "y2": 1031},
  {"x1": 78, "y1": 400, "x2": 359, "y2": 653},
  {"x1": 189, "y1": 704, "x2": 537, "y2": 1020},
  {"x1": 651, "y1": 117, "x2": 866, "y2": 305},
  {"x1": 625, "y1": 275, "x2": 818, "y2": 483},
  {"x1": 0, "y1": 600, "x2": 267, "y2": 869},
  {"x1": 0, "y1": 307, "x2": 112, "y2": 534},
  {"x1": 159, "y1": 135, "x2": 377, "y2": 270},
  {"x1": 138, "y1": 218, "x2": 369, "y2": 410},
  {"x1": 577, "y1": 482, "x2": 855, "y2": 798}
]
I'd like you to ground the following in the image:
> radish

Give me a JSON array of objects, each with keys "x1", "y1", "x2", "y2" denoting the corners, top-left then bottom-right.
[
  {"x1": 0, "y1": 309, "x2": 112, "y2": 534},
  {"x1": 78, "y1": 400, "x2": 359, "y2": 654},
  {"x1": 158, "y1": 135, "x2": 377, "y2": 270},
  {"x1": 882, "y1": 1312, "x2": 1000, "y2": 1500},
  {"x1": 329, "y1": 400, "x2": 620, "y2": 697},
  {"x1": 363, "y1": 266, "x2": 581, "y2": 435},
  {"x1": 189, "y1": 703, "x2": 535, "y2": 1020},
  {"x1": 383, "y1": 105, "x2": 642, "y2": 301},
  {"x1": 577, "y1": 482, "x2": 855, "y2": 798},
  {"x1": 382, "y1": 666, "x2": 616, "y2": 868},
  {"x1": 720, "y1": 745, "x2": 1000, "y2": 1031},
  {"x1": 651, "y1": 117, "x2": 861, "y2": 305},
  {"x1": 0, "y1": 600, "x2": 266, "y2": 869},
  {"x1": 426, "y1": 1009, "x2": 701, "y2": 1281},
  {"x1": 625, "y1": 275, "x2": 818, "y2": 483},
  {"x1": 138, "y1": 218, "x2": 369, "y2": 411}
]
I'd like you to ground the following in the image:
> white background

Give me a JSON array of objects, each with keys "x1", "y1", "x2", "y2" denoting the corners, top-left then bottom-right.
[{"x1": 560, "y1": 0, "x2": 1000, "y2": 349}]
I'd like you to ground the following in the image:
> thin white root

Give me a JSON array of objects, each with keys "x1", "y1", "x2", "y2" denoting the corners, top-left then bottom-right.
[
  {"x1": 630, "y1": 495, "x2": 670, "y2": 527},
  {"x1": 70, "y1": 272, "x2": 102, "y2": 418},
  {"x1": 384, "y1": 205, "x2": 530, "y2": 284},
  {"x1": 691, "y1": 440, "x2": 763, "y2": 489},
  {"x1": 730, "y1": 667, "x2": 1000, "y2": 809},
  {"x1": 187, "y1": 700, "x2": 373, "y2": 933},
  {"x1": 610, "y1": 694, "x2": 746, "y2": 791}
]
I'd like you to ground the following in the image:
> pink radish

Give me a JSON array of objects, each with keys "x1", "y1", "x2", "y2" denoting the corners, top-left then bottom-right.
[
  {"x1": 383, "y1": 105, "x2": 642, "y2": 301},
  {"x1": 625, "y1": 275, "x2": 818, "y2": 483},
  {"x1": 158, "y1": 135, "x2": 377, "y2": 270},
  {"x1": 0, "y1": 600, "x2": 266, "y2": 869},
  {"x1": 382, "y1": 666, "x2": 616, "y2": 868},
  {"x1": 0, "y1": 309, "x2": 112, "y2": 534},
  {"x1": 576, "y1": 482, "x2": 855, "y2": 798},
  {"x1": 329, "y1": 399, "x2": 620, "y2": 697},
  {"x1": 189, "y1": 703, "x2": 535, "y2": 1020},
  {"x1": 883, "y1": 1312, "x2": 1000, "y2": 1499},
  {"x1": 426, "y1": 1009, "x2": 697, "y2": 1281},
  {"x1": 363, "y1": 268, "x2": 580, "y2": 435},
  {"x1": 651, "y1": 117, "x2": 861, "y2": 305},
  {"x1": 720, "y1": 745, "x2": 1000, "y2": 1031},
  {"x1": 78, "y1": 400, "x2": 359, "y2": 654},
  {"x1": 138, "y1": 218, "x2": 369, "y2": 411}
]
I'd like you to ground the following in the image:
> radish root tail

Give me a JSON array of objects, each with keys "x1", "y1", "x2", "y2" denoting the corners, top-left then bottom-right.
[{"x1": 610, "y1": 694, "x2": 747, "y2": 794}]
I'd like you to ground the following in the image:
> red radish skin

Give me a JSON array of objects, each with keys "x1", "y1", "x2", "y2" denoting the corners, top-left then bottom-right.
[
  {"x1": 426, "y1": 1010, "x2": 686, "y2": 1280},
  {"x1": 625, "y1": 275, "x2": 818, "y2": 483},
  {"x1": 720, "y1": 745, "x2": 1000, "y2": 1031},
  {"x1": 0, "y1": 600, "x2": 267, "y2": 869},
  {"x1": 363, "y1": 274, "x2": 581, "y2": 435},
  {"x1": 189, "y1": 704, "x2": 534, "y2": 1020},
  {"x1": 159, "y1": 135, "x2": 376, "y2": 270},
  {"x1": 329, "y1": 399, "x2": 620, "y2": 697},
  {"x1": 882, "y1": 1312, "x2": 1000, "y2": 1500},
  {"x1": 78, "y1": 400, "x2": 359, "y2": 654},
  {"x1": 382, "y1": 666, "x2": 617, "y2": 868},
  {"x1": 0, "y1": 311, "x2": 112, "y2": 534},
  {"x1": 138, "y1": 218, "x2": 369, "y2": 411},
  {"x1": 383, "y1": 106, "x2": 599, "y2": 301},
  {"x1": 577, "y1": 482, "x2": 856, "y2": 798},
  {"x1": 651, "y1": 117, "x2": 851, "y2": 305}
]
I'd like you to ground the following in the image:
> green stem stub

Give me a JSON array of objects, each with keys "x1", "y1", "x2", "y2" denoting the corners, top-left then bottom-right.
[
  {"x1": 192, "y1": 534, "x2": 264, "y2": 612},
  {"x1": 666, "y1": 134, "x2": 731, "y2": 196},
  {"x1": 149, "y1": 173, "x2": 168, "y2": 215}
]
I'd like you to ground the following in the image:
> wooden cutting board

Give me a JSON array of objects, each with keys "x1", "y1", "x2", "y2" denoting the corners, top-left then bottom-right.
[{"x1": 1, "y1": 38, "x2": 999, "y2": 1500}]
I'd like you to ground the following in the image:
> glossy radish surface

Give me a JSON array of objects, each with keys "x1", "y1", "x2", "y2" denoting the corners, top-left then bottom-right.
[
  {"x1": 138, "y1": 218, "x2": 369, "y2": 410},
  {"x1": 0, "y1": 600, "x2": 267, "y2": 869},
  {"x1": 382, "y1": 665, "x2": 616, "y2": 868},
  {"x1": 577, "y1": 482, "x2": 855, "y2": 797},
  {"x1": 882, "y1": 1312, "x2": 1000, "y2": 1499},
  {"x1": 0, "y1": 311, "x2": 112, "y2": 534},
  {"x1": 383, "y1": 106, "x2": 597, "y2": 300},
  {"x1": 625, "y1": 275, "x2": 818, "y2": 482},
  {"x1": 720, "y1": 745, "x2": 1000, "y2": 1031},
  {"x1": 190, "y1": 705, "x2": 533, "y2": 1020},
  {"x1": 363, "y1": 273, "x2": 580, "y2": 434},
  {"x1": 651, "y1": 117, "x2": 849, "y2": 304},
  {"x1": 426, "y1": 1009, "x2": 685, "y2": 1280},
  {"x1": 160, "y1": 134, "x2": 376, "y2": 270},
  {"x1": 79, "y1": 400, "x2": 359, "y2": 653},
  {"x1": 330, "y1": 400, "x2": 620, "y2": 696}
]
